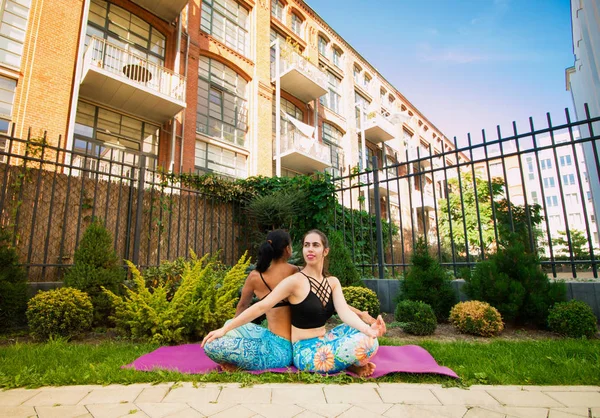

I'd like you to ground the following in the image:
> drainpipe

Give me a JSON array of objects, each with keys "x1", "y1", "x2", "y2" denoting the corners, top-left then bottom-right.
[
  {"x1": 275, "y1": 39, "x2": 281, "y2": 177},
  {"x1": 179, "y1": 9, "x2": 189, "y2": 173},
  {"x1": 169, "y1": 15, "x2": 182, "y2": 173}
]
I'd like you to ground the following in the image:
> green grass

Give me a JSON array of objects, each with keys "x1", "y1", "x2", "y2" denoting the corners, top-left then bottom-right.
[{"x1": 0, "y1": 337, "x2": 598, "y2": 389}]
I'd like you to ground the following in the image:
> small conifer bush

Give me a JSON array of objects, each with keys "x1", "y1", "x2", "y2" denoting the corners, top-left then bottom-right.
[
  {"x1": 62, "y1": 219, "x2": 125, "y2": 325},
  {"x1": 394, "y1": 300, "x2": 437, "y2": 335},
  {"x1": 450, "y1": 301, "x2": 504, "y2": 337},
  {"x1": 0, "y1": 229, "x2": 28, "y2": 330},
  {"x1": 26, "y1": 287, "x2": 93, "y2": 340},
  {"x1": 343, "y1": 286, "x2": 380, "y2": 317},
  {"x1": 547, "y1": 300, "x2": 598, "y2": 338}
]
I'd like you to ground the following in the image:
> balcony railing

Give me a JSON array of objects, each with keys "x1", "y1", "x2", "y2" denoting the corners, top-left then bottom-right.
[
  {"x1": 363, "y1": 111, "x2": 395, "y2": 143},
  {"x1": 275, "y1": 130, "x2": 331, "y2": 173}
]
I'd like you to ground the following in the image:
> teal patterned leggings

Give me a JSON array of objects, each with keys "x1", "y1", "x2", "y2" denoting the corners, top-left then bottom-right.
[
  {"x1": 292, "y1": 324, "x2": 379, "y2": 374},
  {"x1": 203, "y1": 321, "x2": 293, "y2": 370}
]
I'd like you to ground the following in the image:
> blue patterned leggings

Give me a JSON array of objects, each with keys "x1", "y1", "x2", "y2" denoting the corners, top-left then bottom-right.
[
  {"x1": 292, "y1": 324, "x2": 379, "y2": 374},
  {"x1": 203, "y1": 321, "x2": 293, "y2": 370}
]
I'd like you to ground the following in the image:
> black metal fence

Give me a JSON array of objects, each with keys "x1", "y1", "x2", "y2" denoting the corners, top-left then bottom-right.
[
  {"x1": 0, "y1": 129, "x2": 249, "y2": 282},
  {"x1": 332, "y1": 106, "x2": 600, "y2": 280}
]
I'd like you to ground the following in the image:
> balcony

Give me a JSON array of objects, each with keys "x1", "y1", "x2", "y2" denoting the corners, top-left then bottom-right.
[
  {"x1": 130, "y1": 0, "x2": 187, "y2": 22},
  {"x1": 79, "y1": 37, "x2": 186, "y2": 123},
  {"x1": 412, "y1": 190, "x2": 435, "y2": 210},
  {"x1": 272, "y1": 43, "x2": 328, "y2": 103},
  {"x1": 363, "y1": 112, "x2": 395, "y2": 143},
  {"x1": 274, "y1": 130, "x2": 331, "y2": 174}
]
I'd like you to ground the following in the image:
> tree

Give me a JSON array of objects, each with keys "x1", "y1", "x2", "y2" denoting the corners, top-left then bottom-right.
[{"x1": 552, "y1": 229, "x2": 589, "y2": 258}]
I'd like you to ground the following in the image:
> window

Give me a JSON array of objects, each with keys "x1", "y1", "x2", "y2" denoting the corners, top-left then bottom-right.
[
  {"x1": 541, "y1": 158, "x2": 552, "y2": 170},
  {"x1": 291, "y1": 13, "x2": 302, "y2": 36},
  {"x1": 318, "y1": 35, "x2": 327, "y2": 56},
  {"x1": 380, "y1": 88, "x2": 386, "y2": 102},
  {"x1": 197, "y1": 56, "x2": 248, "y2": 146},
  {"x1": 559, "y1": 155, "x2": 572, "y2": 166},
  {"x1": 591, "y1": 215, "x2": 596, "y2": 223},
  {"x1": 543, "y1": 177, "x2": 555, "y2": 188},
  {"x1": 272, "y1": 96, "x2": 303, "y2": 145},
  {"x1": 353, "y1": 65, "x2": 361, "y2": 83},
  {"x1": 388, "y1": 95, "x2": 395, "y2": 107},
  {"x1": 195, "y1": 140, "x2": 247, "y2": 178},
  {"x1": 565, "y1": 193, "x2": 579, "y2": 205},
  {"x1": 363, "y1": 74, "x2": 371, "y2": 90},
  {"x1": 528, "y1": 173, "x2": 535, "y2": 180},
  {"x1": 354, "y1": 90, "x2": 370, "y2": 129},
  {"x1": 489, "y1": 162, "x2": 502, "y2": 178},
  {"x1": 201, "y1": 0, "x2": 249, "y2": 56},
  {"x1": 332, "y1": 48, "x2": 341, "y2": 67},
  {"x1": 587, "y1": 191, "x2": 592, "y2": 201},
  {"x1": 562, "y1": 174, "x2": 575, "y2": 185},
  {"x1": 568, "y1": 213, "x2": 582, "y2": 225},
  {"x1": 271, "y1": 0, "x2": 284, "y2": 21},
  {"x1": 549, "y1": 214, "x2": 562, "y2": 226},
  {"x1": 526, "y1": 156, "x2": 534, "y2": 172},
  {"x1": 531, "y1": 191, "x2": 538, "y2": 204},
  {"x1": 0, "y1": 0, "x2": 31, "y2": 68},
  {"x1": 319, "y1": 71, "x2": 341, "y2": 114},
  {"x1": 546, "y1": 196, "x2": 558, "y2": 207},
  {"x1": 322, "y1": 122, "x2": 344, "y2": 177},
  {"x1": 584, "y1": 172, "x2": 588, "y2": 182}
]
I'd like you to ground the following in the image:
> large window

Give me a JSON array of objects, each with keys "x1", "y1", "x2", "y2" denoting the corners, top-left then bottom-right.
[
  {"x1": 87, "y1": 0, "x2": 166, "y2": 65},
  {"x1": 318, "y1": 35, "x2": 327, "y2": 56},
  {"x1": 332, "y1": 47, "x2": 342, "y2": 68},
  {"x1": 322, "y1": 122, "x2": 344, "y2": 177},
  {"x1": 74, "y1": 101, "x2": 159, "y2": 170},
  {"x1": 0, "y1": 75, "x2": 16, "y2": 160},
  {"x1": 195, "y1": 140, "x2": 247, "y2": 178},
  {"x1": 354, "y1": 90, "x2": 370, "y2": 129},
  {"x1": 197, "y1": 56, "x2": 248, "y2": 147},
  {"x1": 271, "y1": 0, "x2": 284, "y2": 21},
  {"x1": 201, "y1": 0, "x2": 249, "y2": 56},
  {"x1": 319, "y1": 72, "x2": 341, "y2": 114},
  {"x1": 0, "y1": 0, "x2": 31, "y2": 69},
  {"x1": 290, "y1": 13, "x2": 302, "y2": 36},
  {"x1": 272, "y1": 96, "x2": 303, "y2": 139}
]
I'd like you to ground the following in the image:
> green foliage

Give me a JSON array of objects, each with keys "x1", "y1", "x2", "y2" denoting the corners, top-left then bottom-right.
[
  {"x1": 552, "y1": 230, "x2": 591, "y2": 258},
  {"x1": 342, "y1": 286, "x2": 380, "y2": 317},
  {"x1": 246, "y1": 190, "x2": 307, "y2": 233},
  {"x1": 463, "y1": 236, "x2": 567, "y2": 326},
  {"x1": 62, "y1": 219, "x2": 125, "y2": 326},
  {"x1": 401, "y1": 239, "x2": 456, "y2": 321},
  {"x1": 394, "y1": 300, "x2": 437, "y2": 335},
  {"x1": 142, "y1": 257, "x2": 186, "y2": 300},
  {"x1": 26, "y1": 287, "x2": 93, "y2": 340},
  {"x1": 450, "y1": 301, "x2": 504, "y2": 337},
  {"x1": 104, "y1": 251, "x2": 251, "y2": 344},
  {"x1": 0, "y1": 228, "x2": 27, "y2": 330},
  {"x1": 327, "y1": 230, "x2": 362, "y2": 287},
  {"x1": 547, "y1": 300, "x2": 598, "y2": 338}
]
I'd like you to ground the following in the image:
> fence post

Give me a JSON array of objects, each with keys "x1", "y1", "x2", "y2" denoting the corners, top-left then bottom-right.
[
  {"x1": 132, "y1": 155, "x2": 146, "y2": 266},
  {"x1": 372, "y1": 155, "x2": 385, "y2": 279}
]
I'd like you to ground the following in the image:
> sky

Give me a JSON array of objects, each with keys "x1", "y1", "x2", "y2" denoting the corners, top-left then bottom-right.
[{"x1": 307, "y1": 0, "x2": 575, "y2": 148}]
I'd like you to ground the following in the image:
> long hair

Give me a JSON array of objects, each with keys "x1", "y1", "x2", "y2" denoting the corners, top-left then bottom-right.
[
  {"x1": 302, "y1": 229, "x2": 330, "y2": 276},
  {"x1": 255, "y1": 229, "x2": 292, "y2": 273}
]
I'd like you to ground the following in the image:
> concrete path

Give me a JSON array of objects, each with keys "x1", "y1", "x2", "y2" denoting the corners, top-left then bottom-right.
[{"x1": 0, "y1": 383, "x2": 599, "y2": 417}]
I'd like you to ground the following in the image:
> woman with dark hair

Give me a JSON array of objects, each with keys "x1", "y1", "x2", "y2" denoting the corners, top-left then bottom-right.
[{"x1": 203, "y1": 229, "x2": 385, "y2": 377}]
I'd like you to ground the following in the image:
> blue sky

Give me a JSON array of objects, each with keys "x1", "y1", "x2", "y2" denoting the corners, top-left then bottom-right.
[{"x1": 307, "y1": 0, "x2": 574, "y2": 147}]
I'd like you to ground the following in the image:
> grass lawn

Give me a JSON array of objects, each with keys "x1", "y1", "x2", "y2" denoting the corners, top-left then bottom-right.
[{"x1": 1, "y1": 337, "x2": 599, "y2": 389}]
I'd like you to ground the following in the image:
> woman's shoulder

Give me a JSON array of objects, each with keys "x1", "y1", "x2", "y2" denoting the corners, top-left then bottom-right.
[{"x1": 326, "y1": 276, "x2": 341, "y2": 288}]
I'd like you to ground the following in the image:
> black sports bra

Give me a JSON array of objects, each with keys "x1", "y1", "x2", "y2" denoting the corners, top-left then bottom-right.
[
  {"x1": 258, "y1": 265, "x2": 300, "y2": 308},
  {"x1": 290, "y1": 271, "x2": 335, "y2": 329}
]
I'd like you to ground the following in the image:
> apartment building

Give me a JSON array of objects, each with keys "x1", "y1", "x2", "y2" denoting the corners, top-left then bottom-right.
[{"x1": 0, "y1": 0, "x2": 455, "y2": 220}]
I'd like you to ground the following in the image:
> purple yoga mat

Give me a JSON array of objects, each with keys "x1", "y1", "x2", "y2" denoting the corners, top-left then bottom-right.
[{"x1": 125, "y1": 344, "x2": 458, "y2": 379}]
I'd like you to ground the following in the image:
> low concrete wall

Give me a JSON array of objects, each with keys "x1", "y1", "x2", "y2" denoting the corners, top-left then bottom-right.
[{"x1": 363, "y1": 279, "x2": 600, "y2": 321}]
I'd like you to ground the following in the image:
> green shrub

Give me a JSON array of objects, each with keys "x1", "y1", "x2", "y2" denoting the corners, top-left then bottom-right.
[
  {"x1": 548, "y1": 300, "x2": 598, "y2": 338},
  {"x1": 394, "y1": 300, "x2": 437, "y2": 335},
  {"x1": 450, "y1": 301, "x2": 504, "y2": 337},
  {"x1": 401, "y1": 238, "x2": 456, "y2": 321},
  {"x1": 104, "y1": 251, "x2": 250, "y2": 344},
  {"x1": 342, "y1": 286, "x2": 380, "y2": 317},
  {"x1": 62, "y1": 219, "x2": 125, "y2": 326},
  {"x1": 26, "y1": 287, "x2": 93, "y2": 340},
  {"x1": 328, "y1": 230, "x2": 363, "y2": 287},
  {"x1": 463, "y1": 237, "x2": 566, "y2": 326},
  {"x1": 0, "y1": 229, "x2": 27, "y2": 330},
  {"x1": 142, "y1": 257, "x2": 187, "y2": 300}
]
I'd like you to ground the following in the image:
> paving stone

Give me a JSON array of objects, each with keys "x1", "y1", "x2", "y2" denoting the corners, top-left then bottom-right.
[
  {"x1": 134, "y1": 386, "x2": 170, "y2": 404},
  {"x1": 187, "y1": 401, "x2": 237, "y2": 416},
  {"x1": 527, "y1": 386, "x2": 600, "y2": 392},
  {"x1": 479, "y1": 405, "x2": 549, "y2": 418},
  {"x1": 79, "y1": 386, "x2": 144, "y2": 405},
  {"x1": 293, "y1": 412, "x2": 326, "y2": 418},
  {"x1": 217, "y1": 387, "x2": 271, "y2": 404},
  {"x1": 469, "y1": 385, "x2": 523, "y2": 391},
  {"x1": 323, "y1": 385, "x2": 382, "y2": 404},
  {"x1": 161, "y1": 386, "x2": 220, "y2": 404},
  {"x1": 549, "y1": 408, "x2": 592, "y2": 418},
  {"x1": 546, "y1": 391, "x2": 600, "y2": 407},
  {"x1": 377, "y1": 387, "x2": 440, "y2": 405},
  {"x1": 245, "y1": 403, "x2": 304, "y2": 417},
  {"x1": 377, "y1": 383, "x2": 443, "y2": 390},
  {"x1": 35, "y1": 404, "x2": 90, "y2": 418},
  {"x1": 209, "y1": 405, "x2": 256, "y2": 418},
  {"x1": 135, "y1": 402, "x2": 190, "y2": 418},
  {"x1": 163, "y1": 407, "x2": 205, "y2": 418},
  {"x1": 432, "y1": 388, "x2": 501, "y2": 406},
  {"x1": 350, "y1": 403, "x2": 393, "y2": 415},
  {"x1": 337, "y1": 405, "x2": 384, "y2": 418},
  {"x1": 24, "y1": 388, "x2": 91, "y2": 406},
  {"x1": 0, "y1": 405, "x2": 37, "y2": 418},
  {"x1": 383, "y1": 404, "x2": 464, "y2": 418},
  {"x1": 296, "y1": 402, "x2": 351, "y2": 417},
  {"x1": 86, "y1": 403, "x2": 150, "y2": 418},
  {"x1": 463, "y1": 407, "x2": 506, "y2": 418},
  {"x1": 271, "y1": 386, "x2": 326, "y2": 404},
  {"x1": 487, "y1": 390, "x2": 563, "y2": 407},
  {"x1": 592, "y1": 407, "x2": 600, "y2": 417},
  {"x1": 0, "y1": 389, "x2": 41, "y2": 406}
]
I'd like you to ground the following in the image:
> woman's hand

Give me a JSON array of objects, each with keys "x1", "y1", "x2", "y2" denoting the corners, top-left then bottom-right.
[
  {"x1": 201, "y1": 327, "x2": 226, "y2": 347},
  {"x1": 367, "y1": 315, "x2": 386, "y2": 338}
]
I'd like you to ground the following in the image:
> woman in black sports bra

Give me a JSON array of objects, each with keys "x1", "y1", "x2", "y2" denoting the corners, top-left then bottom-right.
[{"x1": 203, "y1": 229, "x2": 385, "y2": 377}]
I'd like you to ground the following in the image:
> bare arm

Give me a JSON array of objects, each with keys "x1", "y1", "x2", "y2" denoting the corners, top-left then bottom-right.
[
  {"x1": 330, "y1": 277, "x2": 380, "y2": 337},
  {"x1": 202, "y1": 275, "x2": 299, "y2": 346},
  {"x1": 347, "y1": 304, "x2": 386, "y2": 335},
  {"x1": 234, "y1": 273, "x2": 256, "y2": 317}
]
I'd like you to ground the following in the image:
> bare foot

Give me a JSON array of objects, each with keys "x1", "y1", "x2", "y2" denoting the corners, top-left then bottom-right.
[
  {"x1": 219, "y1": 363, "x2": 239, "y2": 372},
  {"x1": 348, "y1": 362, "x2": 376, "y2": 377}
]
